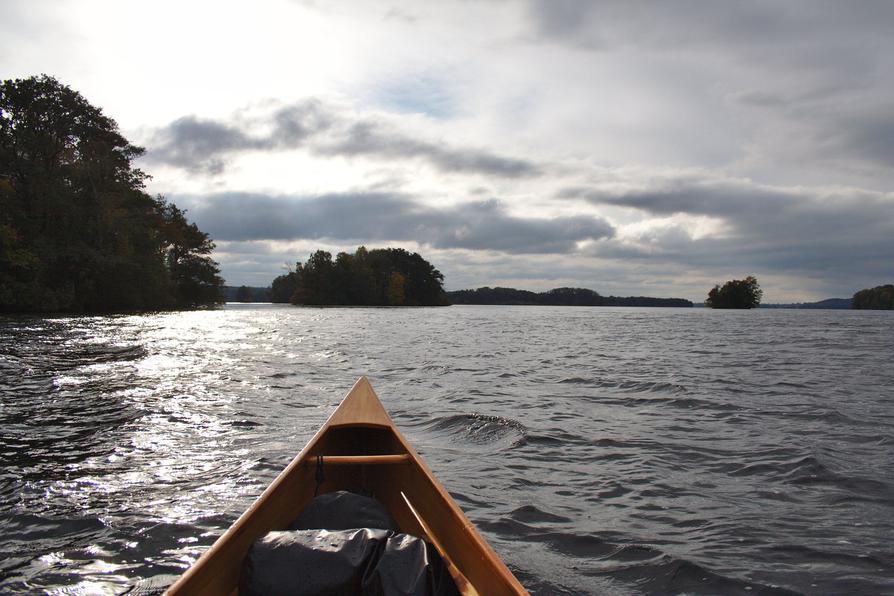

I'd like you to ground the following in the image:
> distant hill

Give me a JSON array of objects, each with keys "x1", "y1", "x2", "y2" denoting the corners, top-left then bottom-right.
[
  {"x1": 760, "y1": 298, "x2": 852, "y2": 309},
  {"x1": 222, "y1": 286, "x2": 271, "y2": 302},
  {"x1": 447, "y1": 287, "x2": 693, "y2": 307}
]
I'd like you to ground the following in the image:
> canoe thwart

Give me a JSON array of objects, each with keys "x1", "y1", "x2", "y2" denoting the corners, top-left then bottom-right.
[{"x1": 306, "y1": 454, "x2": 411, "y2": 466}]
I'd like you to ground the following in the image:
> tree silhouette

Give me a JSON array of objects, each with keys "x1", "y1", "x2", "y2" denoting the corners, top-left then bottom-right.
[
  {"x1": 706, "y1": 276, "x2": 763, "y2": 309},
  {"x1": 236, "y1": 285, "x2": 254, "y2": 302},
  {"x1": 852, "y1": 284, "x2": 894, "y2": 309},
  {"x1": 271, "y1": 246, "x2": 448, "y2": 306}
]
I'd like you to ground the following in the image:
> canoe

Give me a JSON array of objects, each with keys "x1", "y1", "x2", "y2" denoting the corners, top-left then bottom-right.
[{"x1": 165, "y1": 376, "x2": 528, "y2": 595}]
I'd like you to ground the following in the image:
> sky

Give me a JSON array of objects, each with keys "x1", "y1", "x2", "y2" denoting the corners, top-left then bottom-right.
[{"x1": 3, "y1": 0, "x2": 893, "y2": 302}]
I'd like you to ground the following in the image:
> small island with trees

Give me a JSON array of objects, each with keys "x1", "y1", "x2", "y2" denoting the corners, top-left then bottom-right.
[
  {"x1": 270, "y1": 247, "x2": 449, "y2": 306},
  {"x1": 705, "y1": 276, "x2": 763, "y2": 309},
  {"x1": 0, "y1": 75, "x2": 223, "y2": 313}
]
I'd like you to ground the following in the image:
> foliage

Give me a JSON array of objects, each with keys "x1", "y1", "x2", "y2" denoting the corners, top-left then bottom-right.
[
  {"x1": 447, "y1": 287, "x2": 693, "y2": 307},
  {"x1": 0, "y1": 75, "x2": 223, "y2": 312},
  {"x1": 222, "y1": 285, "x2": 270, "y2": 301},
  {"x1": 270, "y1": 246, "x2": 448, "y2": 306},
  {"x1": 705, "y1": 276, "x2": 763, "y2": 309},
  {"x1": 543, "y1": 287, "x2": 603, "y2": 306},
  {"x1": 235, "y1": 285, "x2": 254, "y2": 302},
  {"x1": 270, "y1": 267, "x2": 299, "y2": 303},
  {"x1": 157, "y1": 201, "x2": 223, "y2": 308},
  {"x1": 852, "y1": 284, "x2": 894, "y2": 310},
  {"x1": 447, "y1": 287, "x2": 540, "y2": 305}
]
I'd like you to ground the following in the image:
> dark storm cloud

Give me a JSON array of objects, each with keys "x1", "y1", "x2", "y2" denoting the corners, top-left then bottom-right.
[
  {"x1": 564, "y1": 176, "x2": 894, "y2": 291},
  {"x1": 176, "y1": 191, "x2": 613, "y2": 253},
  {"x1": 144, "y1": 100, "x2": 539, "y2": 177}
]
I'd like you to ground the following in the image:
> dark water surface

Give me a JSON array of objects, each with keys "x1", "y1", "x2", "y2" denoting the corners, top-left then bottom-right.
[{"x1": 1, "y1": 305, "x2": 893, "y2": 594}]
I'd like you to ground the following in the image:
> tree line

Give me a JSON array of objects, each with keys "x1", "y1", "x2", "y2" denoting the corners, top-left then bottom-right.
[
  {"x1": 448, "y1": 286, "x2": 693, "y2": 307},
  {"x1": 0, "y1": 75, "x2": 223, "y2": 313},
  {"x1": 220, "y1": 285, "x2": 272, "y2": 302},
  {"x1": 270, "y1": 247, "x2": 449, "y2": 306}
]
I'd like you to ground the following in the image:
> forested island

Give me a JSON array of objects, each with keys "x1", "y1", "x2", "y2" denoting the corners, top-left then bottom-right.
[
  {"x1": 447, "y1": 286, "x2": 693, "y2": 307},
  {"x1": 0, "y1": 76, "x2": 223, "y2": 313},
  {"x1": 270, "y1": 247, "x2": 449, "y2": 306}
]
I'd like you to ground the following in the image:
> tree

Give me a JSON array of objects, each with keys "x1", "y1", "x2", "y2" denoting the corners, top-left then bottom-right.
[
  {"x1": 387, "y1": 271, "x2": 406, "y2": 305},
  {"x1": 541, "y1": 287, "x2": 603, "y2": 306},
  {"x1": 706, "y1": 276, "x2": 763, "y2": 309},
  {"x1": 270, "y1": 265, "x2": 299, "y2": 303},
  {"x1": 852, "y1": 284, "x2": 894, "y2": 310},
  {"x1": 158, "y1": 201, "x2": 224, "y2": 308},
  {"x1": 293, "y1": 250, "x2": 335, "y2": 305},
  {"x1": 0, "y1": 75, "x2": 223, "y2": 312},
  {"x1": 236, "y1": 285, "x2": 254, "y2": 302}
]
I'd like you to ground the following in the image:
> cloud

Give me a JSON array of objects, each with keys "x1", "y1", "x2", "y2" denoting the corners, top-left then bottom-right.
[
  {"x1": 144, "y1": 100, "x2": 333, "y2": 173},
  {"x1": 526, "y1": 1, "x2": 894, "y2": 57},
  {"x1": 171, "y1": 168, "x2": 891, "y2": 299},
  {"x1": 524, "y1": 1, "x2": 894, "y2": 186},
  {"x1": 145, "y1": 116, "x2": 256, "y2": 174},
  {"x1": 318, "y1": 120, "x2": 539, "y2": 177},
  {"x1": 176, "y1": 191, "x2": 614, "y2": 254},
  {"x1": 144, "y1": 99, "x2": 540, "y2": 178},
  {"x1": 562, "y1": 173, "x2": 894, "y2": 293},
  {"x1": 268, "y1": 99, "x2": 335, "y2": 146},
  {"x1": 820, "y1": 112, "x2": 894, "y2": 169}
]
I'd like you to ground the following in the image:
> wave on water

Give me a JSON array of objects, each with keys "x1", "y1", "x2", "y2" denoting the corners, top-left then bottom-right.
[{"x1": 418, "y1": 412, "x2": 528, "y2": 446}]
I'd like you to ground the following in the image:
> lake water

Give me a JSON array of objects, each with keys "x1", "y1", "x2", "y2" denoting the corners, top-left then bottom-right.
[{"x1": 1, "y1": 304, "x2": 893, "y2": 594}]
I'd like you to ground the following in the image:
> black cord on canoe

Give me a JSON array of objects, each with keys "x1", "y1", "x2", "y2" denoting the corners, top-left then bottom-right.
[{"x1": 314, "y1": 454, "x2": 325, "y2": 496}]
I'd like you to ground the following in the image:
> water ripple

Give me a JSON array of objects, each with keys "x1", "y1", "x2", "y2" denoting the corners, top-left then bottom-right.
[{"x1": 1, "y1": 305, "x2": 893, "y2": 594}]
